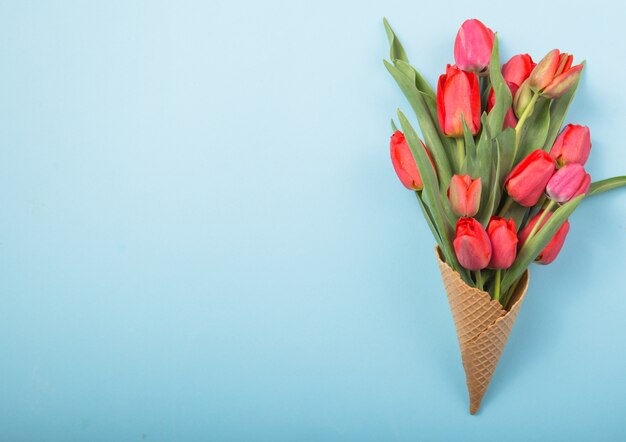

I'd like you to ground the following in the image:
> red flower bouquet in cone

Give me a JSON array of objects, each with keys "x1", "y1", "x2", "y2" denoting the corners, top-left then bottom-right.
[{"x1": 384, "y1": 18, "x2": 626, "y2": 414}]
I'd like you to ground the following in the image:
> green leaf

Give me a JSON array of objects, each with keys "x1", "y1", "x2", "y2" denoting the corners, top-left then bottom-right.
[
  {"x1": 515, "y1": 97, "x2": 551, "y2": 164},
  {"x1": 415, "y1": 191, "x2": 443, "y2": 246},
  {"x1": 394, "y1": 59, "x2": 416, "y2": 84},
  {"x1": 542, "y1": 61, "x2": 585, "y2": 151},
  {"x1": 383, "y1": 18, "x2": 408, "y2": 62},
  {"x1": 478, "y1": 154, "x2": 500, "y2": 227},
  {"x1": 508, "y1": 203, "x2": 529, "y2": 232},
  {"x1": 395, "y1": 60, "x2": 435, "y2": 98},
  {"x1": 476, "y1": 113, "x2": 493, "y2": 215},
  {"x1": 486, "y1": 35, "x2": 512, "y2": 134},
  {"x1": 480, "y1": 76, "x2": 492, "y2": 114},
  {"x1": 394, "y1": 60, "x2": 456, "y2": 155},
  {"x1": 588, "y1": 176, "x2": 626, "y2": 197},
  {"x1": 397, "y1": 110, "x2": 465, "y2": 278},
  {"x1": 501, "y1": 194, "x2": 584, "y2": 292},
  {"x1": 495, "y1": 128, "x2": 516, "y2": 187},
  {"x1": 391, "y1": 118, "x2": 398, "y2": 132},
  {"x1": 384, "y1": 60, "x2": 452, "y2": 187},
  {"x1": 463, "y1": 118, "x2": 478, "y2": 177},
  {"x1": 478, "y1": 145, "x2": 501, "y2": 228}
]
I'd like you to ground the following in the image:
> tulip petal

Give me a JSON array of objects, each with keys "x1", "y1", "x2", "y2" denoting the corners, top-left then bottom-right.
[
  {"x1": 444, "y1": 69, "x2": 480, "y2": 136},
  {"x1": 437, "y1": 73, "x2": 448, "y2": 136},
  {"x1": 546, "y1": 163, "x2": 587, "y2": 203},
  {"x1": 454, "y1": 19, "x2": 494, "y2": 73},
  {"x1": 487, "y1": 216, "x2": 518, "y2": 269},
  {"x1": 550, "y1": 124, "x2": 591, "y2": 166},
  {"x1": 542, "y1": 64, "x2": 583, "y2": 98},
  {"x1": 537, "y1": 221, "x2": 570, "y2": 264},
  {"x1": 505, "y1": 150, "x2": 556, "y2": 206},
  {"x1": 453, "y1": 217, "x2": 492, "y2": 270},
  {"x1": 529, "y1": 49, "x2": 560, "y2": 91},
  {"x1": 502, "y1": 54, "x2": 536, "y2": 86}
]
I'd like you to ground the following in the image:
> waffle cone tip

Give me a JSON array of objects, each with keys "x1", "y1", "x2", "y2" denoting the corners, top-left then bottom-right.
[{"x1": 470, "y1": 402, "x2": 480, "y2": 414}]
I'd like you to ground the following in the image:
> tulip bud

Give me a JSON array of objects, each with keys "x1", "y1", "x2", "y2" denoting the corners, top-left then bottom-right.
[
  {"x1": 513, "y1": 79, "x2": 534, "y2": 118},
  {"x1": 448, "y1": 174, "x2": 482, "y2": 217},
  {"x1": 453, "y1": 19, "x2": 495, "y2": 74},
  {"x1": 528, "y1": 49, "x2": 583, "y2": 98},
  {"x1": 453, "y1": 217, "x2": 492, "y2": 271},
  {"x1": 504, "y1": 150, "x2": 556, "y2": 206},
  {"x1": 546, "y1": 163, "x2": 591, "y2": 203},
  {"x1": 437, "y1": 65, "x2": 481, "y2": 137},
  {"x1": 518, "y1": 211, "x2": 570, "y2": 264},
  {"x1": 550, "y1": 124, "x2": 591, "y2": 166},
  {"x1": 487, "y1": 217, "x2": 518, "y2": 269},
  {"x1": 501, "y1": 54, "x2": 536, "y2": 87},
  {"x1": 390, "y1": 131, "x2": 435, "y2": 190},
  {"x1": 529, "y1": 50, "x2": 560, "y2": 91}
]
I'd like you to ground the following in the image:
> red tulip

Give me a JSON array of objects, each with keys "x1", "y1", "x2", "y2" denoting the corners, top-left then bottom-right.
[
  {"x1": 390, "y1": 131, "x2": 434, "y2": 190},
  {"x1": 487, "y1": 81, "x2": 519, "y2": 129},
  {"x1": 487, "y1": 55, "x2": 535, "y2": 129},
  {"x1": 448, "y1": 174, "x2": 482, "y2": 217},
  {"x1": 453, "y1": 217, "x2": 492, "y2": 270},
  {"x1": 502, "y1": 54, "x2": 536, "y2": 87},
  {"x1": 550, "y1": 124, "x2": 591, "y2": 166},
  {"x1": 528, "y1": 49, "x2": 583, "y2": 98},
  {"x1": 504, "y1": 150, "x2": 556, "y2": 206},
  {"x1": 453, "y1": 19, "x2": 495, "y2": 74},
  {"x1": 487, "y1": 217, "x2": 518, "y2": 269},
  {"x1": 437, "y1": 65, "x2": 481, "y2": 137},
  {"x1": 546, "y1": 163, "x2": 591, "y2": 203},
  {"x1": 518, "y1": 211, "x2": 570, "y2": 264}
]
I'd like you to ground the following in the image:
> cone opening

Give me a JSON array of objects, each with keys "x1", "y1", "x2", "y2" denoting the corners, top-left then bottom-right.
[
  {"x1": 504, "y1": 270, "x2": 529, "y2": 311},
  {"x1": 435, "y1": 246, "x2": 529, "y2": 313}
]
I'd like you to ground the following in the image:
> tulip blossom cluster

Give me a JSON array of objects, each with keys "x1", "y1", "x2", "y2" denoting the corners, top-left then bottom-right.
[{"x1": 384, "y1": 18, "x2": 626, "y2": 305}]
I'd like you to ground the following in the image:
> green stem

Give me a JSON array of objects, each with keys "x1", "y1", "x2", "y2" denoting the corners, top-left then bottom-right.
[
  {"x1": 498, "y1": 196, "x2": 514, "y2": 217},
  {"x1": 500, "y1": 274, "x2": 522, "y2": 309},
  {"x1": 455, "y1": 137, "x2": 465, "y2": 172},
  {"x1": 514, "y1": 92, "x2": 539, "y2": 150},
  {"x1": 493, "y1": 269, "x2": 502, "y2": 302},
  {"x1": 475, "y1": 270, "x2": 484, "y2": 291},
  {"x1": 536, "y1": 194, "x2": 548, "y2": 210},
  {"x1": 480, "y1": 76, "x2": 492, "y2": 113},
  {"x1": 541, "y1": 197, "x2": 553, "y2": 210},
  {"x1": 526, "y1": 199, "x2": 557, "y2": 242}
]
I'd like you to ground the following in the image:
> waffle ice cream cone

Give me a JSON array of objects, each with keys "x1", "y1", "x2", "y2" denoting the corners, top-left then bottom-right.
[{"x1": 435, "y1": 247, "x2": 529, "y2": 414}]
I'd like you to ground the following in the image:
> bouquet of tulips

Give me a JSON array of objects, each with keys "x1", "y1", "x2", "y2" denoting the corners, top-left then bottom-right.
[{"x1": 384, "y1": 18, "x2": 626, "y2": 414}]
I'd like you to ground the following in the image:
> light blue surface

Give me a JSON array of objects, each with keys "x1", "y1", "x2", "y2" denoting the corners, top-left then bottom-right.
[{"x1": 1, "y1": 1, "x2": 625, "y2": 440}]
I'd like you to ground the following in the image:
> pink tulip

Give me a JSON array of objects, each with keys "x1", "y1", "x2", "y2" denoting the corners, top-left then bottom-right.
[
  {"x1": 487, "y1": 217, "x2": 518, "y2": 269},
  {"x1": 390, "y1": 131, "x2": 435, "y2": 190},
  {"x1": 454, "y1": 19, "x2": 495, "y2": 74},
  {"x1": 453, "y1": 217, "x2": 492, "y2": 271},
  {"x1": 518, "y1": 211, "x2": 570, "y2": 264},
  {"x1": 504, "y1": 150, "x2": 556, "y2": 206},
  {"x1": 546, "y1": 163, "x2": 591, "y2": 203},
  {"x1": 437, "y1": 65, "x2": 481, "y2": 137},
  {"x1": 550, "y1": 124, "x2": 591, "y2": 166},
  {"x1": 529, "y1": 49, "x2": 583, "y2": 98},
  {"x1": 448, "y1": 175, "x2": 482, "y2": 217}
]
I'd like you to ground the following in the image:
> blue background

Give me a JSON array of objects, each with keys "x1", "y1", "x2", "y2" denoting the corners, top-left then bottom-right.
[{"x1": 1, "y1": 0, "x2": 625, "y2": 440}]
